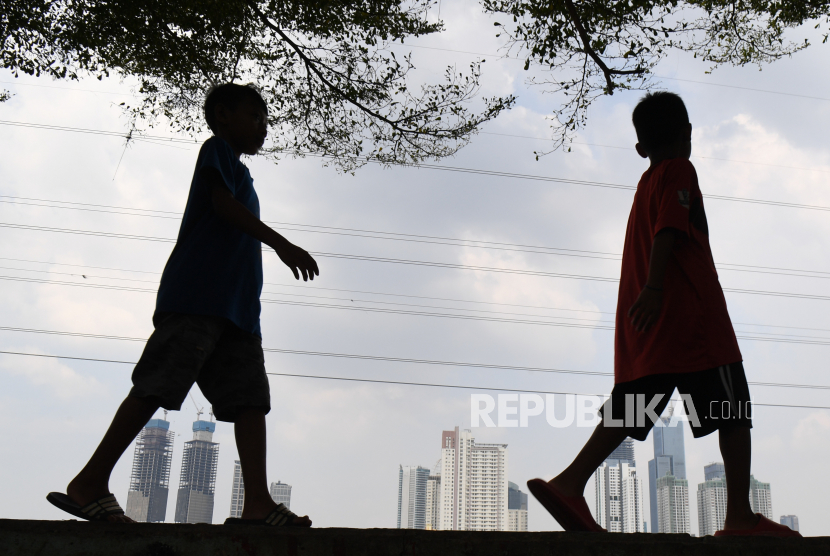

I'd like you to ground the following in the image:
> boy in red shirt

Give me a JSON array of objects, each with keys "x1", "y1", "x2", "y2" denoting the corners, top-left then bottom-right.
[{"x1": 527, "y1": 92, "x2": 798, "y2": 537}]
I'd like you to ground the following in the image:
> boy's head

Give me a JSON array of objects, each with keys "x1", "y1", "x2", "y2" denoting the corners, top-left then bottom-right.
[
  {"x1": 632, "y1": 91, "x2": 691, "y2": 161},
  {"x1": 204, "y1": 83, "x2": 268, "y2": 156}
]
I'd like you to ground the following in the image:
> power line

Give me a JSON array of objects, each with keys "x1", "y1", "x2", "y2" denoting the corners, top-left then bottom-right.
[
  {"x1": 480, "y1": 131, "x2": 830, "y2": 174},
  {"x1": 4, "y1": 222, "x2": 830, "y2": 304},
  {"x1": 5, "y1": 195, "x2": 830, "y2": 280},
  {"x1": 5, "y1": 120, "x2": 830, "y2": 211},
  {"x1": 12, "y1": 255, "x2": 830, "y2": 334},
  {"x1": 12, "y1": 256, "x2": 830, "y2": 334},
  {"x1": 7, "y1": 262, "x2": 830, "y2": 337},
  {"x1": 3, "y1": 272, "x2": 830, "y2": 345},
  {"x1": 1, "y1": 348, "x2": 830, "y2": 409}
]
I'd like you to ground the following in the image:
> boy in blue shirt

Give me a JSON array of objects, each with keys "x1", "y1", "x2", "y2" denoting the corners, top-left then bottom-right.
[{"x1": 47, "y1": 84, "x2": 318, "y2": 527}]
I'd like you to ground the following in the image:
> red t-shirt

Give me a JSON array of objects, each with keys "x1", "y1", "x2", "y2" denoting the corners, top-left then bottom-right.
[{"x1": 614, "y1": 158, "x2": 741, "y2": 384}]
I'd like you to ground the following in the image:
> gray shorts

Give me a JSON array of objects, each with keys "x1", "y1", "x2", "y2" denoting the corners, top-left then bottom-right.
[{"x1": 129, "y1": 313, "x2": 270, "y2": 422}]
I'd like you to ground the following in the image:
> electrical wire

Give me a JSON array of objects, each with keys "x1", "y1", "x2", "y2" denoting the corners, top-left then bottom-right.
[
  {"x1": 11, "y1": 256, "x2": 830, "y2": 335},
  {"x1": 4, "y1": 222, "x2": 830, "y2": 305},
  {"x1": 4, "y1": 120, "x2": 830, "y2": 211},
  {"x1": 5, "y1": 195, "x2": 830, "y2": 281},
  {"x1": 1, "y1": 348, "x2": 830, "y2": 409}
]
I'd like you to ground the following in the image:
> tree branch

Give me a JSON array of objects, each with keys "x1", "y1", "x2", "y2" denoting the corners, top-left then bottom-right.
[
  {"x1": 247, "y1": 0, "x2": 449, "y2": 139},
  {"x1": 562, "y1": 0, "x2": 644, "y2": 93}
]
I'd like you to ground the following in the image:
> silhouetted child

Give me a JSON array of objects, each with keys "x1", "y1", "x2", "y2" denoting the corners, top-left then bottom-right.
[
  {"x1": 527, "y1": 92, "x2": 799, "y2": 537},
  {"x1": 47, "y1": 83, "x2": 318, "y2": 527}
]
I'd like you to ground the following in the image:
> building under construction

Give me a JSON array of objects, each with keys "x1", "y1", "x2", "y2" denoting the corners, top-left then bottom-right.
[
  {"x1": 174, "y1": 419, "x2": 219, "y2": 524},
  {"x1": 125, "y1": 416, "x2": 175, "y2": 523}
]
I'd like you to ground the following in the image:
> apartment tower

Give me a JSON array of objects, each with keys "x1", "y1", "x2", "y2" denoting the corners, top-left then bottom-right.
[{"x1": 594, "y1": 437, "x2": 644, "y2": 532}]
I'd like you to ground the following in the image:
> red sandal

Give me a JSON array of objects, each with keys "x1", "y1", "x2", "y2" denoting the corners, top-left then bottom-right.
[
  {"x1": 715, "y1": 514, "x2": 802, "y2": 537},
  {"x1": 527, "y1": 478, "x2": 605, "y2": 532}
]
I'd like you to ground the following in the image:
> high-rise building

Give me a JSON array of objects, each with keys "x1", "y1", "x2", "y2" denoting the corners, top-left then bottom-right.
[
  {"x1": 594, "y1": 438, "x2": 644, "y2": 533},
  {"x1": 648, "y1": 411, "x2": 687, "y2": 533},
  {"x1": 780, "y1": 515, "x2": 799, "y2": 532},
  {"x1": 749, "y1": 475, "x2": 772, "y2": 519},
  {"x1": 425, "y1": 461, "x2": 441, "y2": 530},
  {"x1": 270, "y1": 481, "x2": 292, "y2": 509},
  {"x1": 174, "y1": 419, "x2": 219, "y2": 524},
  {"x1": 434, "y1": 427, "x2": 508, "y2": 531},
  {"x1": 656, "y1": 475, "x2": 690, "y2": 534},
  {"x1": 704, "y1": 462, "x2": 725, "y2": 481},
  {"x1": 397, "y1": 465, "x2": 430, "y2": 529},
  {"x1": 507, "y1": 481, "x2": 528, "y2": 532},
  {"x1": 125, "y1": 416, "x2": 174, "y2": 522},
  {"x1": 697, "y1": 463, "x2": 727, "y2": 536},
  {"x1": 229, "y1": 460, "x2": 244, "y2": 519}
]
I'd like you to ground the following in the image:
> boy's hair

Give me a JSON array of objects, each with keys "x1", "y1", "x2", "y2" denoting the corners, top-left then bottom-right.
[
  {"x1": 631, "y1": 91, "x2": 689, "y2": 153},
  {"x1": 204, "y1": 83, "x2": 268, "y2": 133}
]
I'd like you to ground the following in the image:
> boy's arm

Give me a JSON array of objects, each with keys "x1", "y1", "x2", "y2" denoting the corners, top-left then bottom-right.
[
  {"x1": 205, "y1": 168, "x2": 319, "y2": 281},
  {"x1": 627, "y1": 228, "x2": 678, "y2": 332}
]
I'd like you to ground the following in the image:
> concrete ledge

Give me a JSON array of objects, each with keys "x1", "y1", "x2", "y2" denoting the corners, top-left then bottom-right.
[{"x1": 1, "y1": 520, "x2": 827, "y2": 556}]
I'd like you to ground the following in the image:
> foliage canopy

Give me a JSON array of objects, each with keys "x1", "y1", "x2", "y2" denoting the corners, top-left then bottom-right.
[
  {"x1": 483, "y1": 0, "x2": 830, "y2": 153},
  {"x1": 2, "y1": 0, "x2": 515, "y2": 170}
]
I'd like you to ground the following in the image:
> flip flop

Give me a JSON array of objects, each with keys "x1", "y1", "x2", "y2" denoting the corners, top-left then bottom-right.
[
  {"x1": 527, "y1": 478, "x2": 605, "y2": 532},
  {"x1": 224, "y1": 503, "x2": 310, "y2": 527},
  {"x1": 715, "y1": 514, "x2": 802, "y2": 537},
  {"x1": 46, "y1": 492, "x2": 127, "y2": 521}
]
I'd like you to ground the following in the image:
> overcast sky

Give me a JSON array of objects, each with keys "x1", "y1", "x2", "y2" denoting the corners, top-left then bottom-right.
[{"x1": 2, "y1": 0, "x2": 830, "y2": 537}]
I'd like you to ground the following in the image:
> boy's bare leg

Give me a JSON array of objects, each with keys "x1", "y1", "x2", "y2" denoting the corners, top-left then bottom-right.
[
  {"x1": 548, "y1": 423, "x2": 630, "y2": 497},
  {"x1": 720, "y1": 425, "x2": 760, "y2": 530},
  {"x1": 66, "y1": 395, "x2": 159, "y2": 523},
  {"x1": 235, "y1": 409, "x2": 311, "y2": 525}
]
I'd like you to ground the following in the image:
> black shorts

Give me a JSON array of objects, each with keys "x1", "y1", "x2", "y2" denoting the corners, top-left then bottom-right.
[
  {"x1": 129, "y1": 312, "x2": 271, "y2": 422},
  {"x1": 597, "y1": 362, "x2": 752, "y2": 441}
]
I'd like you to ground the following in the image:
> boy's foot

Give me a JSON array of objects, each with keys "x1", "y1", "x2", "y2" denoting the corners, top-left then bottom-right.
[
  {"x1": 65, "y1": 478, "x2": 134, "y2": 523},
  {"x1": 527, "y1": 478, "x2": 604, "y2": 532},
  {"x1": 715, "y1": 514, "x2": 802, "y2": 537},
  {"x1": 226, "y1": 502, "x2": 311, "y2": 527},
  {"x1": 47, "y1": 492, "x2": 132, "y2": 523}
]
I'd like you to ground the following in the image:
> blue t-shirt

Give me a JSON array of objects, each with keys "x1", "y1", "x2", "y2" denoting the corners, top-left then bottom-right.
[{"x1": 155, "y1": 137, "x2": 263, "y2": 337}]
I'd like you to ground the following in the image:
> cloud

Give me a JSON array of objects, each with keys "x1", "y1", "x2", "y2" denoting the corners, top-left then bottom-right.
[{"x1": 0, "y1": 350, "x2": 108, "y2": 399}]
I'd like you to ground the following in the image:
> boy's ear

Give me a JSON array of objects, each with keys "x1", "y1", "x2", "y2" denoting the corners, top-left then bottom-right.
[
  {"x1": 635, "y1": 143, "x2": 649, "y2": 159},
  {"x1": 214, "y1": 103, "x2": 231, "y2": 127}
]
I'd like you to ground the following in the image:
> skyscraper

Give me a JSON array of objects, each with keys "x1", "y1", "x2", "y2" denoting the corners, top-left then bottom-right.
[
  {"x1": 697, "y1": 463, "x2": 727, "y2": 536},
  {"x1": 507, "y1": 482, "x2": 528, "y2": 532},
  {"x1": 425, "y1": 462, "x2": 441, "y2": 530},
  {"x1": 648, "y1": 411, "x2": 687, "y2": 533},
  {"x1": 780, "y1": 515, "x2": 799, "y2": 532},
  {"x1": 749, "y1": 475, "x2": 772, "y2": 519},
  {"x1": 270, "y1": 481, "x2": 292, "y2": 509},
  {"x1": 594, "y1": 438, "x2": 644, "y2": 532},
  {"x1": 174, "y1": 419, "x2": 219, "y2": 524},
  {"x1": 656, "y1": 475, "x2": 690, "y2": 533},
  {"x1": 434, "y1": 427, "x2": 508, "y2": 531},
  {"x1": 125, "y1": 416, "x2": 174, "y2": 523},
  {"x1": 229, "y1": 460, "x2": 244, "y2": 519},
  {"x1": 397, "y1": 465, "x2": 430, "y2": 529}
]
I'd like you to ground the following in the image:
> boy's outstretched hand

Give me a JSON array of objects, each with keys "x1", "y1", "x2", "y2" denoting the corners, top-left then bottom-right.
[
  {"x1": 276, "y1": 242, "x2": 319, "y2": 281},
  {"x1": 628, "y1": 287, "x2": 662, "y2": 332}
]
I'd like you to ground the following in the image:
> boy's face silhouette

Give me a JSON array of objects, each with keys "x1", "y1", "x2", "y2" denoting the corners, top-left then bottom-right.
[
  {"x1": 635, "y1": 123, "x2": 692, "y2": 167},
  {"x1": 213, "y1": 97, "x2": 268, "y2": 158}
]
